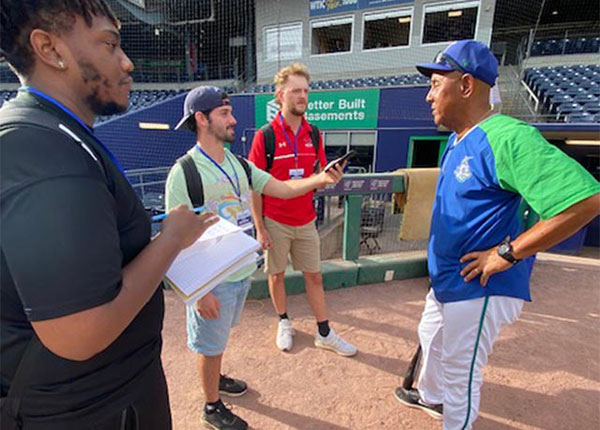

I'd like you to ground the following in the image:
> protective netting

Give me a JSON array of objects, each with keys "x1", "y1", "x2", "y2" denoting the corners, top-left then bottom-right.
[{"x1": 0, "y1": 0, "x2": 597, "y2": 184}]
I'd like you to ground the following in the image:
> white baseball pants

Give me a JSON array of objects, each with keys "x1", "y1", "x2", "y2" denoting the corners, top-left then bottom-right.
[{"x1": 417, "y1": 289, "x2": 523, "y2": 430}]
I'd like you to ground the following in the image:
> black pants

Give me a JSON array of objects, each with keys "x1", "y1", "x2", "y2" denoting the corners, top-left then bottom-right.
[
  {"x1": 17, "y1": 366, "x2": 172, "y2": 430},
  {"x1": 19, "y1": 396, "x2": 171, "y2": 430}
]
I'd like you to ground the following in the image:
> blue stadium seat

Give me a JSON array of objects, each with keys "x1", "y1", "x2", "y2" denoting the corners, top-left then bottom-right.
[
  {"x1": 588, "y1": 85, "x2": 600, "y2": 97},
  {"x1": 564, "y1": 87, "x2": 587, "y2": 97},
  {"x1": 532, "y1": 77, "x2": 551, "y2": 93},
  {"x1": 558, "y1": 80, "x2": 577, "y2": 91},
  {"x1": 582, "y1": 101, "x2": 600, "y2": 114},
  {"x1": 572, "y1": 94, "x2": 598, "y2": 105},
  {"x1": 530, "y1": 41, "x2": 544, "y2": 56},
  {"x1": 577, "y1": 78, "x2": 594, "y2": 89},
  {"x1": 566, "y1": 112, "x2": 596, "y2": 123},
  {"x1": 556, "y1": 102, "x2": 584, "y2": 118},
  {"x1": 0, "y1": 90, "x2": 17, "y2": 107},
  {"x1": 549, "y1": 94, "x2": 572, "y2": 112}
]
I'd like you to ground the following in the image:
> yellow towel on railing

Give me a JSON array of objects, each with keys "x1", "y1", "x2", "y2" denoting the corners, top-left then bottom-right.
[{"x1": 393, "y1": 168, "x2": 440, "y2": 240}]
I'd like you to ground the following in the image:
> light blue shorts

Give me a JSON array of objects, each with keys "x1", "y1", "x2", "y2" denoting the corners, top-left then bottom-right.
[{"x1": 186, "y1": 278, "x2": 251, "y2": 356}]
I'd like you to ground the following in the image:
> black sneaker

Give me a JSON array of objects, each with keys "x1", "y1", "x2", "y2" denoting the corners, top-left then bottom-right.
[
  {"x1": 203, "y1": 402, "x2": 248, "y2": 430},
  {"x1": 394, "y1": 387, "x2": 443, "y2": 420},
  {"x1": 219, "y1": 374, "x2": 248, "y2": 397}
]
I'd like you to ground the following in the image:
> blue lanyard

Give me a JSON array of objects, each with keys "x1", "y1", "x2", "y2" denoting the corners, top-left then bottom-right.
[
  {"x1": 21, "y1": 86, "x2": 126, "y2": 176},
  {"x1": 196, "y1": 145, "x2": 241, "y2": 199},
  {"x1": 279, "y1": 112, "x2": 301, "y2": 168}
]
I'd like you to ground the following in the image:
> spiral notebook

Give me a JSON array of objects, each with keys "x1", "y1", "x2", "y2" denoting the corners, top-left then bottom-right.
[{"x1": 164, "y1": 217, "x2": 260, "y2": 304}]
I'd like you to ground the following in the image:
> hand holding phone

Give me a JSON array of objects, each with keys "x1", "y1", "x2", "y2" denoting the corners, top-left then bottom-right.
[{"x1": 323, "y1": 150, "x2": 356, "y2": 172}]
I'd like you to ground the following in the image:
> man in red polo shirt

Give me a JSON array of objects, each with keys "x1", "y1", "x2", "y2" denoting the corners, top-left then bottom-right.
[{"x1": 249, "y1": 63, "x2": 357, "y2": 356}]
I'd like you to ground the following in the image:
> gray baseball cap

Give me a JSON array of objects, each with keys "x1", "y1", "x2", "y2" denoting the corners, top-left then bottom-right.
[{"x1": 174, "y1": 86, "x2": 231, "y2": 131}]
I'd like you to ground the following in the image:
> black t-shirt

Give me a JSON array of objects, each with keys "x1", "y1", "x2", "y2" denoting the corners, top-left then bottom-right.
[{"x1": 0, "y1": 91, "x2": 166, "y2": 424}]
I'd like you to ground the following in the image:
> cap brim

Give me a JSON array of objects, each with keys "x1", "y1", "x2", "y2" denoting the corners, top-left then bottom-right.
[
  {"x1": 416, "y1": 62, "x2": 455, "y2": 77},
  {"x1": 174, "y1": 114, "x2": 193, "y2": 131}
]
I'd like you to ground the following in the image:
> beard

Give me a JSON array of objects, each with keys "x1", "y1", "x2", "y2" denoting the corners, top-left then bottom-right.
[
  {"x1": 79, "y1": 60, "x2": 128, "y2": 116},
  {"x1": 209, "y1": 121, "x2": 236, "y2": 143},
  {"x1": 289, "y1": 103, "x2": 306, "y2": 116}
]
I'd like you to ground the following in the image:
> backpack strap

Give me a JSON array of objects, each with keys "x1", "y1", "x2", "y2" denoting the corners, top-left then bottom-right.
[
  {"x1": 235, "y1": 155, "x2": 253, "y2": 189},
  {"x1": 177, "y1": 154, "x2": 204, "y2": 207},
  {"x1": 261, "y1": 121, "x2": 320, "y2": 172},
  {"x1": 260, "y1": 123, "x2": 276, "y2": 172},
  {"x1": 309, "y1": 124, "x2": 321, "y2": 158},
  {"x1": 0, "y1": 105, "x2": 113, "y2": 192}
]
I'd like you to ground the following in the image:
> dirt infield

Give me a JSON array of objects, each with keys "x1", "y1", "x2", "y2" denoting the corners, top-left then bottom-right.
[{"x1": 162, "y1": 260, "x2": 600, "y2": 430}]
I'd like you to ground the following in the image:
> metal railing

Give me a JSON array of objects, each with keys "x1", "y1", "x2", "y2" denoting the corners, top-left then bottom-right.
[
  {"x1": 126, "y1": 166, "x2": 170, "y2": 204},
  {"x1": 126, "y1": 167, "x2": 424, "y2": 260}
]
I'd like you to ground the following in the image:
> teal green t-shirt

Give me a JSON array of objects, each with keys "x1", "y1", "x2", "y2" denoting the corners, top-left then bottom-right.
[{"x1": 165, "y1": 146, "x2": 271, "y2": 282}]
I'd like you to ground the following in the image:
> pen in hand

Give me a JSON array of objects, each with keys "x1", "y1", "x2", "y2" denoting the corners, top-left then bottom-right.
[{"x1": 151, "y1": 206, "x2": 205, "y2": 222}]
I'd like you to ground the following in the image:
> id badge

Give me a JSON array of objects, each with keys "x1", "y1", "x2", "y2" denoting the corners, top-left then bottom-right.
[
  {"x1": 236, "y1": 209, "x2": 253, "y2": 234},
  {"x1": 289, "y1": 168, "x2": 304, "y2": 180}
]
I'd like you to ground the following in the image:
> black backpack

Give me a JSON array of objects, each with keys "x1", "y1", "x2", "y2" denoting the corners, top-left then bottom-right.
[
  {"x1": 259, "y1": 123, "x2": 321, "y2": 172},
  {"x1": 177, "y1": 152, "x2": 252, "y2": 207}
]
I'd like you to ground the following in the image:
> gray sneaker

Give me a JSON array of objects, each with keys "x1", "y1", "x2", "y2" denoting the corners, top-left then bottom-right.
[
  {"x1": 394, "y1": 387, "x2": 443, "y2": 420},
  {"x1": 203, "y1": 402, "x2": 248, "y2": 430}
]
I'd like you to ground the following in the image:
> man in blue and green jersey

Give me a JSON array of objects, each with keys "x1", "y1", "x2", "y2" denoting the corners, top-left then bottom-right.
[{"x1": 394, "y1": 40, "x2": 600, "y2": 430}]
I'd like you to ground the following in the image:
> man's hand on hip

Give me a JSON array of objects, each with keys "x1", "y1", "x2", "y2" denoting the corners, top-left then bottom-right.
[{"x1": 460, "y1": 247, "x2": 512, "y2": 286}]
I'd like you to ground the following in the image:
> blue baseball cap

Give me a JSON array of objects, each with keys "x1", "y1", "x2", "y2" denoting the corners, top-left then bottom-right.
[
  {"x1": 416, "y1": 40, "x2": 499, "y2": 87},
  {"x1": 175, "y1": 86, "x2": 231, "y2": 131}
]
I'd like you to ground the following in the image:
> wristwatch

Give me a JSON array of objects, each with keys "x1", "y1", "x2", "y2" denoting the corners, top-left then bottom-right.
[{"x1": 497, "y1": 239, "x2": 520, "y2": 264}]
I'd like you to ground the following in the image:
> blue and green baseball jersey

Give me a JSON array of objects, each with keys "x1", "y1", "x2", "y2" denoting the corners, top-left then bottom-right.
[{"x1": 428, "y1": 114, "x2": 600, "y2": 303}]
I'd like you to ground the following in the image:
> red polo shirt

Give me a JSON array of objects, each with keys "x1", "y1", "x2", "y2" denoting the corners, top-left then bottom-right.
[{"x1": 249, "y1": 112, "x2": 327, "y2": 226}]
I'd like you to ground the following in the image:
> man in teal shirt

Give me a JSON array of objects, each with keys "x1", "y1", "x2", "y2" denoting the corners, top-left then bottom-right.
[{"x1": 165, "y1": 86, "x2": 343, "y2": 430}]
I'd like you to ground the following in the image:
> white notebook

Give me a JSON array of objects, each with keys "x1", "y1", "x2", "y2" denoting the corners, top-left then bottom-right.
[{"x1": 164, "y1": 217, "x2": 261, "y2": 304}]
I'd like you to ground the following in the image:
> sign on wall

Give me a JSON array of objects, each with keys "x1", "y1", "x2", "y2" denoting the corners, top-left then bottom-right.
[
  {"x1": 254, "y1": 89, "x2": 380, "y2": 130},
  {"x1": 309, "y1": 0, "x2": 413, "y2": 17}
]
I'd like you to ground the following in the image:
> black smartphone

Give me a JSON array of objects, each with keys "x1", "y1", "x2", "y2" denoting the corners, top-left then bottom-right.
[{"x1": 323, "y1": 150, "x2": 357, "y2": 172}]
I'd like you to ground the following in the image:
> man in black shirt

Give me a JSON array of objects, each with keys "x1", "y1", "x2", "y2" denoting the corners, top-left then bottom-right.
[{"x1": 0, "y1": 1, "x2": 216, "y2": 428}]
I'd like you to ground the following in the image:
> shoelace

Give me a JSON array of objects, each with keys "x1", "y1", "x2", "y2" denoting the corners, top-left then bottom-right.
[{"x1": 279, "y1": 322, "x2": 294, "y2": 335}]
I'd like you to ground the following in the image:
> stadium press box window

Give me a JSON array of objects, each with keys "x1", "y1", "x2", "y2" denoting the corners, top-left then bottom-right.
[
  {"x1": 264, "y1": 22, "x2": 303, "y2": 62},
  {"x1": 311, "y1": 16, "x2": 354, "y2": 55},
  {"x1": 363, "y1": 8, "x2": 413, "y2": 51},
  {"x1": 422, "y1": 1, "x2": 480, "y2": 44}
]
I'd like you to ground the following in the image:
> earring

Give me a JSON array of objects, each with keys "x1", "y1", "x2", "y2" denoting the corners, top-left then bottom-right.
[{"x1": 58, "y1": 60, "x2": 65, "y2": 70}]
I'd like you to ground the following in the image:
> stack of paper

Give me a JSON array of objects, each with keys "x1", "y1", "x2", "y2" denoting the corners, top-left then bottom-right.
[{"x1": 164, "y1": 217, "x2": 261, "y2": 304}]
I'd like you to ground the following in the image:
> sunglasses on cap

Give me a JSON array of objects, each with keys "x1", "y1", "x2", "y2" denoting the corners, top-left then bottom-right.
[{"x1": 434, "y1": 51, "x2": 468, "y2": 74}]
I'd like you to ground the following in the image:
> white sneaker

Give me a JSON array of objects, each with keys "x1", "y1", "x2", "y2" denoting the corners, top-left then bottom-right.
[
  {"x1": 276, "y1": 319, "x2": 295, "y2": 352},
  {"x1": 314, "y1": 328, "x2": 358, "y2": 357}
]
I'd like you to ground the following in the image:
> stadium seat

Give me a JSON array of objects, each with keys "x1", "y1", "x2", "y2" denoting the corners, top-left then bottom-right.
[
  {"x1": 566, "y1": 112, "x2": 596, "y2": 123},
  {"x1": 572, "y1": 94, "x2": 598, "y2": 105},
  {"x1": 582, "y1": 101, "x2": 600, "y2": 114},
  {"x1": 556, "y1": 102, "x2": 584, "y2": 119},
  {"x1": 549, "y1": 94, "x2": 572, "y2": 112},
  {"x1": 564, "y1": 86, "x2": 587, "y2": 97}
]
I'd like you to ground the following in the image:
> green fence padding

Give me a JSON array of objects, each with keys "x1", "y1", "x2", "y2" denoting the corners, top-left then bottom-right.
[{"x1": 357, "y1": 252, "x2": 427, "y2": 285}]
